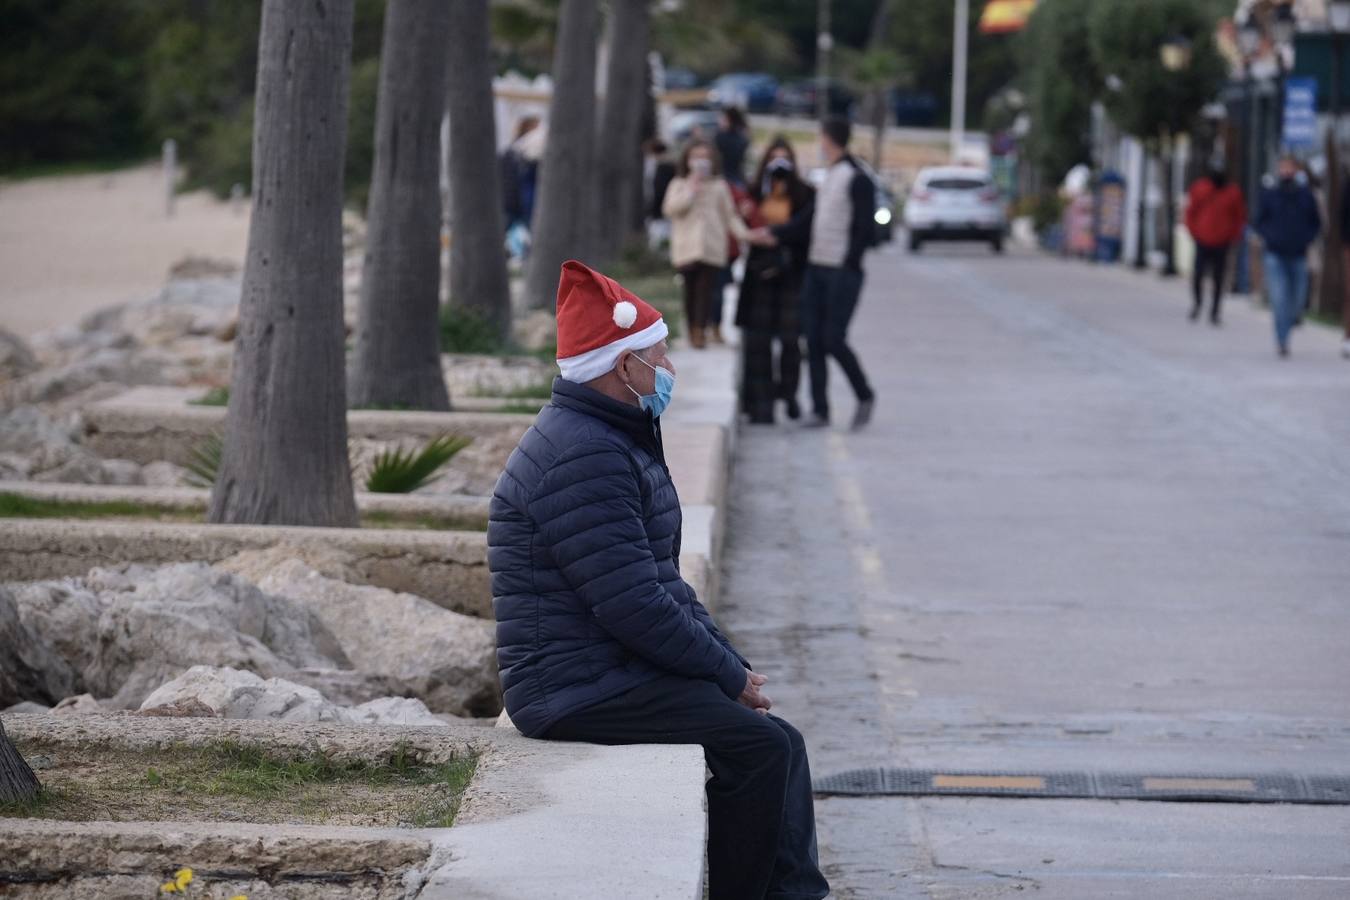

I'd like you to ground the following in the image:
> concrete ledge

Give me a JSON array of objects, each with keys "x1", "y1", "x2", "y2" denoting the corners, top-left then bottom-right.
[
  {"x1": 0, "y1": 518, "x2": 491, "y2": 618},
  {"x1": 0, "y1": 480, "x2": 492, "y2": 530},
  {"x1": 3, "y1": 714, "x2": 708, "y2": 900},
  {"x1": 81, "y1": 386, "x2": 535, "y2": 468}
]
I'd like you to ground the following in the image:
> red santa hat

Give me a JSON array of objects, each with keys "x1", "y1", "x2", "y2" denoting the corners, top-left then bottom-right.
[{"x1": 555, "y1": 260, "x2": 668, "y2": 383}]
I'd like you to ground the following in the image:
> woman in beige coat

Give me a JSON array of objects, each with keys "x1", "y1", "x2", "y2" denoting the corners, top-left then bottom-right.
[{"x1": 662, "y1": 140, "x2": 751, "y2": 348}]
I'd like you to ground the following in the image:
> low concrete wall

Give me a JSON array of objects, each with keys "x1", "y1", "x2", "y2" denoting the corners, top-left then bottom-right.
[
  {"x1": 0, "y1": 519, "x2": 491, "y2": 618},
  {"x1": 81, "y1": 386, "x2": 535, "y2": 468},
  {"x1": 0, "y1": 480, "x2": 492, "y2": 530},
  {"x1": 3, "y1": 714, "x2": 707, "y2": 900}
]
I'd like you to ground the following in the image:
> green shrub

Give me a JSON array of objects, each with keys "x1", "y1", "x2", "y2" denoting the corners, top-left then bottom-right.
[
  {"x1": 365, "y1": 434, "x2": 472, "y2": 494},
  {"x1": 190, "y1": 386, "x2": 230, "y2": 407},
  {"x1": 440, "y1": 306, "x2": 507, "y2": 355},
  {"x1": 184, "y1": 432, "x2": 223, "y2": 489}
]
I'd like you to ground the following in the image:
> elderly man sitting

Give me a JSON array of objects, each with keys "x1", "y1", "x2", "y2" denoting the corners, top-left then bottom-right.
[{"x1": 488, "y1": 261, "x2": 829, "y2": 900}]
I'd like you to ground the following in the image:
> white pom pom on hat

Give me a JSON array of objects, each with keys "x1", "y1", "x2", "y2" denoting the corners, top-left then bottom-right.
[{"x1": 613, "y1": 300, "x2": 638, "y2": 329}]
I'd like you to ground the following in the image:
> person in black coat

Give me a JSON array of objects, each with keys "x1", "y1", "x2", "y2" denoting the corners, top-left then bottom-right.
[
  {"x1": 737, "y1": 137, "x2": 815, "y2": 423},
  {"x1": 489, "y1": 261, "x2": 829, "y2": 900}
]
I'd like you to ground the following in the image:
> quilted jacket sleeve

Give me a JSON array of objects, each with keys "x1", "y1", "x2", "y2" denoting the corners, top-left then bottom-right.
[
  {"x1": 688, "y1": 592, "x2": 751, "y2": 670},
  {"x1": 529, "y1": 440, "x2": 748, "y2": 699}
]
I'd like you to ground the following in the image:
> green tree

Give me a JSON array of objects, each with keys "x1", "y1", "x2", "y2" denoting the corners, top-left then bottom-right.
[
  {"x1": 1020, "y1": 0, "x2": 1100, "y2": 184},
  {"x1": 1088, "y1": 0, "x2": 1226, "y2": 143}
]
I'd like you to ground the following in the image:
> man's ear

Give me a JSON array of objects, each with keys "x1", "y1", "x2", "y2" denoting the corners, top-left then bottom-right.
[{"x1": 614, "y1": 350, "x2": 633, "y2": 386}]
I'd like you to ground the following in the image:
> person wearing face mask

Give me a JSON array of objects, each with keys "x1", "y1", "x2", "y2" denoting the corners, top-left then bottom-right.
[
  {"x1": 489, "y1": 260, "x2": 830, "y2": 900},
  {"x1": 736, "y1": 137, "x2": 815, "y2": 424},
  {"x1": 663, "y1": 139, "x2": 752, "y2": 348},
  {"x1": 1184, "y1": 160, "x2": 1246, "y2": 326},
  {"x1": 1254, "y1": 154, "x2": 1321, "y2": 357}
]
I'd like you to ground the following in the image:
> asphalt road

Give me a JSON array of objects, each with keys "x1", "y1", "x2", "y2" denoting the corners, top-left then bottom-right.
[{"x1": 717, "y1": 241, "x2": 1350, "y2": 898}]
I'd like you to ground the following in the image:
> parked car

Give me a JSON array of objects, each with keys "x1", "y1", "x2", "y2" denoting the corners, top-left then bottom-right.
[
  {"x1": 902, "y1": 166, "x2": 1006, "y2": 253},
  {"x1": 662, "y1": 66, "x2": 701, "y2": 91},
  {"x1": 707, "y1": 73, "x2": 779, "y2": 113},
  {"x1": 890, "y1": 89, "x2": 940, "y2": 127},
  {"x1": 776, "y1": 79, "x2": 855, "y2": 118},
  {"x1": 666, "y1": 108, "x2": 722, "y2": 145}
]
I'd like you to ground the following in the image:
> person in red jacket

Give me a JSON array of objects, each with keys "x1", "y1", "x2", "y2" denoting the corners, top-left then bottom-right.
[{"x1": 1184, "y1": 164, "x2": 1247, "y2": 325}]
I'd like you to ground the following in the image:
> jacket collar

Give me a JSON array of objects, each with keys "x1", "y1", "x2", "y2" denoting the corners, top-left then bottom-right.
[{"x1": 550, "y1": 377, "x2": 665, "y2": 459}]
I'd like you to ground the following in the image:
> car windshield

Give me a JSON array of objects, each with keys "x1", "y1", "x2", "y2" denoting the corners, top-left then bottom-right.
[{"x1": 926, "y1": 178, "x2": 988, "y2": 191}]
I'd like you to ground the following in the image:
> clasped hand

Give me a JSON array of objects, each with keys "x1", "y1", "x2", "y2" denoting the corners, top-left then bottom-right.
[{"x1": 738, "y1": 669, "x2": 772, "y2": 715}]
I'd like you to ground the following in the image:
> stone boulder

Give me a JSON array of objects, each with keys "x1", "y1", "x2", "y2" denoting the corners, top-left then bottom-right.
[
  {"x1": 6, "y1": 579, "x2": 103, "y2": 677},
  {"x1": 0, "y1": 586, "x2": 77, "y2": 707},
  {"x1": 253, "y1": 559, "x2": 499, "y2": 717},
  {"x1": 138, "y1": 666, "x2": 445, "y2": 727},
  {"x1": 0, "y1": 327, "x2": 38, "y2": 382},
  {"x1": 83, "y1": 563, "x2": 351, "y2": 708},
  {"x1": 0, "y1": 406, "x2": 82, "y2": 472}
]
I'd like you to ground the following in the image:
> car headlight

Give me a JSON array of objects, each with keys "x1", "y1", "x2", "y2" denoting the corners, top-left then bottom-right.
[{"x1": 874, "y1": 208, "x2": 893, "y2": 226}]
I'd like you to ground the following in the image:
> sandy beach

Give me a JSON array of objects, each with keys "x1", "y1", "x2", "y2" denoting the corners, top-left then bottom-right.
[{"x1": 0, "y1": 163, "x2": 251, "y2": 338}]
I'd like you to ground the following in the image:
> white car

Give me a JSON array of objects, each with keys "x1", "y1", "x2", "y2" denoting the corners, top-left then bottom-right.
[{"x1": 903, "y1": 166, "x2": 1007, "y2": 253}]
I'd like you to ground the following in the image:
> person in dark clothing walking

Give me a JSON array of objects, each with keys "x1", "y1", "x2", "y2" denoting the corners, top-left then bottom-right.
[
  {"x1": 1254, "y1": 155, "x2": 1321, "y2": 357},
  {"x1": 754, "y1": 116, "x2": 876, "y2": 429},
  {"x1": 490, "y1": 260, "x2": 829, "y2": 900},
  {"x1": 737, "y1": 137, "x2": 814, "y2": 424},
  {"x1": 1184, "y1": 163, "x2": 1246, "y2": 325},
  {"x1": 715, "y1": 106, "x2": 750, "y2": 187}
]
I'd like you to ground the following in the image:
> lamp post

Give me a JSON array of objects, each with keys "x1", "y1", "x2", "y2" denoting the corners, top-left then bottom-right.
[
  {"x1": 1235, "y1": 17, "x2": 1263, "y2": 295},
  {"x1": 1159, "y1": 36, "x2": 1193, "y2": 277},
  {"x1": 1328, "y1": 0, "x2": 1350, "y2": 355}
]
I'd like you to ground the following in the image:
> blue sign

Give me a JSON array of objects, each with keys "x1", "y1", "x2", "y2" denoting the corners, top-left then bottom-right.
[{"x1": 1283, "y1": 77, "x2": 1319, "y2": 149}]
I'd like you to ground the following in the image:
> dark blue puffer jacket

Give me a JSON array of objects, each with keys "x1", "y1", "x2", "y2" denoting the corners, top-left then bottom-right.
[{"x1": 488, "y1": 378, "x2": 749, "y2": 738}]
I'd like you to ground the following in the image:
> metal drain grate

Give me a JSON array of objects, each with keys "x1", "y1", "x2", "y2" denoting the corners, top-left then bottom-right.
[{"x1": 814, "y1": 768, "x2": 1350, "y2": 805}]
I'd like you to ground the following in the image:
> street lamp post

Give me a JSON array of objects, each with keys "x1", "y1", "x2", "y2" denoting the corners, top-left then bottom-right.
[
  {"x1": 1235, "y1": 17, "x2": 1263, "y2": 295},
  {"x1": 1159, "y1": 36, "x2": 1194, "y2": 278}
]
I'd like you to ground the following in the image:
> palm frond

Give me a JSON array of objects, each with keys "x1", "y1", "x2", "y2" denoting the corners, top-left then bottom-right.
[
  {"x1": 184, "y1": 432, "x2": 223, "y2": 488},
  {"x1": 364, "y1": 434, "x2": 473, "y2": 494}
]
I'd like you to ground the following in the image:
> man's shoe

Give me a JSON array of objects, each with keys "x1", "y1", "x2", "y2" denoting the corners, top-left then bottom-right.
[
  {"x1": 1189, "y1": 305, "x2": 1200, "y2": 322},
  {"x1": 784, "y1": 397, "x2": 801, "y2": 420},
  {"x1": 1341, "y1": 338, "x2": 1350, "y2": 359},
  {"x1": 1210, "y1": 313, "x2": 1222, "y2": 327},
  {"x1": 1278, "y1": 342, "x2": 1290, "y2": 358},
  {"x1": 851, "y1": 398, "x2": 875, "y2": 431},
  {"x1": 803, "y1": 413, "x2": 830, "y2": 428}
]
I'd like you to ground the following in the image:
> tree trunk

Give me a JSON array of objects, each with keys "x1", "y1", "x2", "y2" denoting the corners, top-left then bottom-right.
[
  {"x1": 522, "y1": 0, "x2": 599, "y2": 308},
  {"x1": 592, "y1": 0, "x2": 652, "y2": 265},
  {"x1": 0, "y1": 718, "x2": 40, "y2": 806},
  {"x1": 446, "y1": 0, "x2": 512, "y2": 339},
  {"x1": 867, "y1": 0, "x2": 899, "y2": 172},
  {"x1": 350, "y1": 0, "x2": 454, "y2": 411},
  {"x1": 208, "y1": 0, "x2": 359, "y2": 528}
]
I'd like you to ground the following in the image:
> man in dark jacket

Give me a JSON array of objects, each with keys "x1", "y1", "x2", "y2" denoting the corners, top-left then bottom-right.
[
  {"x1": 755, "y1": 115, "x2": 876, "y2": 429},
  {"x1": 1254, "y1": 154, "x2": 1321, "y2": 356},
  {"x1": 489, "y1": 260, "x2": 829, "y2": 900}
]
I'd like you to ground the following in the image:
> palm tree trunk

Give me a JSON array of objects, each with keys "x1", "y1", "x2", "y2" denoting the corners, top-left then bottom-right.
[
  {"x1": 350, "y1": 0, "x2": 454, "y2": 411},
  {"x1": 446, "y1": 0, "x2": 512, "y2": 339},
  {"x1": 208, "y1": 0, "x2": 359, "y2": 527},
  {"x1": 592, "y1": 0, "x2": 652, "y2": 265},
  {"x1": 0, "y1": 718, "x2": 40, "y2": 806},
  {"x1": 522, "y1": 0, "x2": 599, "y2": 308}
]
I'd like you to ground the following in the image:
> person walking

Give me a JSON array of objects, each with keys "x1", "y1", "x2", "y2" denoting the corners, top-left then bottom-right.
[
  {"x1": 757, "y1": 116, "x2": 876, "y2": 429},
  {"x1": 1184, "y1": 162, "x2": 1246, "y2": 326},
  {"x1": 715, "y1": 106, "x2": 750, "y2": 187},
  {"x1": 1254, "y1": 154, "x2": 1321, "y2": 357},
  {"x1": 489, "y1": 260, "x2": 830, "y2": 900},
  {"x1": 663, "y1": 139, "x2": 750, "y2": 349},
  {"x1": 1338, "y1": 172, "x2": 1350, "y2": 358},
  {"x1": 737, "y1": 137, "x2": 814, "y2": 424}
]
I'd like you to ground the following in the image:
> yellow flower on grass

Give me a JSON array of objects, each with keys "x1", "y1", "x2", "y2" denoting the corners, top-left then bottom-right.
[
  {"x1": 159, "y1": 883, "x2": 178, "y2": 894},
  {"x1": 174, "y1": 868, "x2": 194, "y2": 890},
  {"x1": 229, "y1": 895, "x2": 248, "y2": 900}
]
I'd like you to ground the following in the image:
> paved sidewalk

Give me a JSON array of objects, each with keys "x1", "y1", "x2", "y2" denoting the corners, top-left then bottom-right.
[{"x1": 719, "y1": 244, "x2": 1350, "y2": 898}]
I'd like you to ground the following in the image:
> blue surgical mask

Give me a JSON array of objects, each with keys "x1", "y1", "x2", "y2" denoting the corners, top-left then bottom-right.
[{"x1": 628, "y1": 354, "x2": 675, "y2": 418}]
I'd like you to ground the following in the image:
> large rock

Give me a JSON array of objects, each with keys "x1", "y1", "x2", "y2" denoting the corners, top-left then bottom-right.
[
  {"x1": 0, "y1": 327, "x2": 38, "y2": 382},
  {"x1": 253, "y1": 559, "x2": 499, "y2": 717},
  {"x1": 138, "y1": 666, "x2": 445, "y2": 727},
  {"x1": 6, "y1": 579, "x2": 103, "y2": 677},
  {"x1": 0, "y1": 586, "x2": 77, "y2": 706},
  {"x1": 0, "y1": 406, "x2": 82, "y2": 471},
  {"x1": 87, "y1": 563, "x2": 351, "y2": 708}
]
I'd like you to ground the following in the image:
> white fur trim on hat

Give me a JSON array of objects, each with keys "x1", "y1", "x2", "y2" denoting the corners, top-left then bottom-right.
[
  {"x1": 557, "y1": 317, "x2": 669, "y2": 383},
  {"x1": 613, "y1": 301, "x2": 638, "y2": 328}
]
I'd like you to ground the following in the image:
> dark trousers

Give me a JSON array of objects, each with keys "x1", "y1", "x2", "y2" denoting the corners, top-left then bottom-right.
[
  {"x1": 741, "y1": 273, "x2": 803, "y2": 423},
  {"x1": 680, "y1": 262, "x2": 720, "y2": 341},
  {"x1": 1192, "y1": 242, "x2": 1229, "y2": 319},
  {"x1": 546, "y1": 674, "x2": 830, "y2": 900},
  {"x1": 801, "y1": 263, "x2": 874, "y2": 419}
]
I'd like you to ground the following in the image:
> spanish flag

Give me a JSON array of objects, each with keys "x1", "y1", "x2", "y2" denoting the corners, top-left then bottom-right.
[{"x1": 979, "y1": 0, "x2": 1037, "y2": 34}]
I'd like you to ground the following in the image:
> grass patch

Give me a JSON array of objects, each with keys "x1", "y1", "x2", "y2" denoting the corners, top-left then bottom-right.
[
  {"x1": 471, "y1": 378, "x2": 554, "y2": 401},
  {"x1": 0, "y1": 156, "x2": 153, "y2": 183},
  {"x1": 0, "y1": 491, "x2": 487, "y2": 531},
  {"x1": 5, "y1": 740, "x2": 477, "y2": 829},
  {"x1": 189, "y1": 386, "x2": 230, "y2": 407},
  {"x1": 0, "y1": 492, "x2": 200, "y2": 523},
  {"x1": 440, "y1": 306, "x2": 508, "y2": 355}
]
